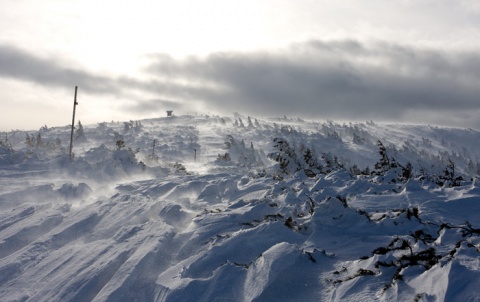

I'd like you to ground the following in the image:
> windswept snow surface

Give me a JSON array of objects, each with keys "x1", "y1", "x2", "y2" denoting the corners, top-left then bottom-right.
[{"x1": 0, "y1": 115, "x2": 480, "y2": 301}]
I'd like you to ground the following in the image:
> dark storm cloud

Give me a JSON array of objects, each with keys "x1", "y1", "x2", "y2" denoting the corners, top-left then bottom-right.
[
  {"x1": 0, "y1": 44, "x2": 119, "y2": 94},
  {"x1": 145, "y1": 40, "x2": 480, "y2": 124}
]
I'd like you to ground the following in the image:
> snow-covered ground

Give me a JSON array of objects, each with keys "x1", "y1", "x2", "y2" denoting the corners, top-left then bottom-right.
[{"x1": 0, "y1": 115, "x2": 479, "y2": 301}]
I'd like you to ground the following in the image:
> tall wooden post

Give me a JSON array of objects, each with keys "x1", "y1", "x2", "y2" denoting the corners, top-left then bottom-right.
[
  {"x1": 69, "y1": 86, "x2": 78, "y2": 161},
  {"x1": 194, "y1": 148, "x2": 197, "y2": 162}
]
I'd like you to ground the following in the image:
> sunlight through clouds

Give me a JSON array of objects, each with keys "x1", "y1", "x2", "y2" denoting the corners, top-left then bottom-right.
[{"x1": 42, "y1": 0, "x2": 289, "y2": 72}]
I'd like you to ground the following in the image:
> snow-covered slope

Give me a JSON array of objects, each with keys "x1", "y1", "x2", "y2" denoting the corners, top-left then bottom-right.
[{"x1": 0, "y1": 115, "x2": 479, "y2": 301}]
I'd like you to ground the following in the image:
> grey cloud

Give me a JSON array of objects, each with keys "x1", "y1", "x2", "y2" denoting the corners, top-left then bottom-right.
[
  {"x1": 145, "y1": 40, "x2": 480, "y2": 127},
  {"x1": 0, "y1": 44, "x2": 119, "y2": 94},
  {"x1": 2, "y1": 40, "x2": 480, "y2": 129}
]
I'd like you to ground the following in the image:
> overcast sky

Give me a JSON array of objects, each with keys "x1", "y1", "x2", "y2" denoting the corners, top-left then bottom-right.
[{"x1": 1, "y1": 0, "x2": 480, "y2": 130}]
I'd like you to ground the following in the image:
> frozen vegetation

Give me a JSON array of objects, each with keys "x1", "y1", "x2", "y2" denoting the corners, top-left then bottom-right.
[{"x1": 0, "y1": 114, "x2": 479, "y2": 301}]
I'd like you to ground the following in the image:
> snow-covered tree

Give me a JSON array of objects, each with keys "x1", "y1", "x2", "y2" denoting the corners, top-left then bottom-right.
[
  {"x1": 36, "y1": 133, "x2": 44, "y2": 148},
  {"x1": 374, "y1": 140, "x2": 395, "y2": 175},
  {"x1": 268, "y1": 138, "x2": 301, "y2": 175},
  {"x1": 25, "y1": 134, "x2": 34, "y2": 147},
  {"x1": 76, "y1": 121, "x2": 87, "y2": 141},
  {"x1": 238, "y1": 118, "x2": 245, "y2": 128},
  {"x1": 247, "y1": 116, "x2": 254, "y2": 129},
  {"x1": 438, "y1": 159, "x2": 464, "y2": 187}
]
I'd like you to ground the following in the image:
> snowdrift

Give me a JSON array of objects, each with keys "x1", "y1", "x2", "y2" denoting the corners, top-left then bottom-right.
[{"x1": 0, "y1": 115, "x2": 479, "y2": 301}]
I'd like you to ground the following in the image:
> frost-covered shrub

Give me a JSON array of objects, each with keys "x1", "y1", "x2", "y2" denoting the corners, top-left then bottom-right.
[
  {"x1": 25, "y1": 133, "x2": 34, "y2": 147},
  {"x1": 374, "y1": 140, "x2": 394, "y2": 175},
  {"x1": 437, "y1": 159, "x2": 464, "y2": 187},
  {"x1": 172, "y1": 162, "x2": 188, "y2": 174},
  {"x1": 268, "y1": 138, "x2": 324, "y2": 177},
  {"x1": 268, "y1": 138, "x2": 301, "y2": 175},
  {"x1": 371, "y1": 140, "x2": 414, "y2": 184},
  {"x1": 238, "y1": 118, "x2": 245, "y2": 128},
  {"x1": 216, "y1": 152, "x2": 231, "y2": 162},
  {"x1": 57, "y1": 183, "x2": 92, "y2": 199},
  {"x1": 75, "y1": 121, "x2": 87, "y2": 142},
  {"x1": 76, "y1": 144, "x2": 146, "y2": 179},
  {"x1": 321, "y1": 153, "x2": 344, "y2": 174},
  {"x1": 116, "y1": 139, "x2": 126, "y2": 149},
  {"x1": 221, "y1": 135, "x2": 265, "y2": 166}
]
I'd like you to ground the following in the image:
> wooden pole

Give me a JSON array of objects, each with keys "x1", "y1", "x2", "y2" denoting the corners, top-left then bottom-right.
[
  {"x1": 194, "y1": 148, "x2": 197, "y2": 162},
  {"x1": 69, "y1": 86, "x2": 78, "y2": 161},
  {"x1": 152, "y1": 139, "x2": 156, "y2": 159}
]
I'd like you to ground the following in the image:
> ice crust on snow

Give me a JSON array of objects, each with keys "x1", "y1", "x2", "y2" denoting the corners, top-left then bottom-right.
[{"x1": 0, "y1": 115, "x2": 479, "y2": 301}]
